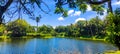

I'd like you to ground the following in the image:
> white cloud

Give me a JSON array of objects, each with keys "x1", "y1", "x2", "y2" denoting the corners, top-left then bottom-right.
[
  {"x1": 53, "y1": 26, "x2": 56, "y2": 29},
  {"x1": 112, "y1": 1, "x2": 120, "y2": 5},
  {"x1": 58, "y1": 17, "x2": 64, "y2": 21},
  {"x1": 68, "y1": 10, "x2": 74, "y2": 15},
  {"x1": 75, "y1": 18, "x2": 86, "y2": 23},
  {"x1": 73, "y1": 11, "x2": 81, "y2": 16},
  {"x1": 87, "y1": 5, "x2": 92, "y2": 11},
  {"x1": 67, "y1": 10, "x2": 81, "y2": 17}
]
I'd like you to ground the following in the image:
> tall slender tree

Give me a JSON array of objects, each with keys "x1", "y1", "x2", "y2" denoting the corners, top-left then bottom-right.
[{"x1": 36, "y1": 15, "x2": 41, "y2": 32}]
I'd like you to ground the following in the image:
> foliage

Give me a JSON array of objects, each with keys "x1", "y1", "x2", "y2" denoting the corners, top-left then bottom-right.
[
  {"x1": 36, "y1": 16, "x2": 41, "y2": 32},
  {"x1": 7, "y1": 19, "x2": 30, "y2": 37},
  {"x1": 55, "y1": 18, "x2": 105, "y2": 38},
  {"x1": 88, "y1": 16, "x2": 105, "y2": 38},
  {"x1": 54, "y1": 0, "x2": 107, "y2": 17},
  {"x1": 105, "y1": 8, "x2": 120, "y2": 49},
  {"x1": 26, "y1": 26, "x2": 36, "y2": 33},
  {"x1": 38, "y1": 25, "x2": 55, "y2": 36},
  {"x1": 0, "y1": 24, "x2": 6, "y2": 36}
]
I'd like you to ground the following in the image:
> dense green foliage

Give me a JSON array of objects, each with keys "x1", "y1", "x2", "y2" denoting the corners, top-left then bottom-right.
[
  {"x1": 38, "y1": 25, "x2": 56, "y2": 36},
  {"x1": 0, "y1": 24, "x2": 6, "y2": 36},
  {"x1": 26, "y1": 26, "x2": 36, "y2": 33},
  {"x1": 55, "y1": 17, "x2": 105, "y2": 38},
  {"x1": 105, "y1": 8, "x2": 120, "y2": 49},
  {"x1": 7, "y1": 19, "x2": 30, "y2": 37}
]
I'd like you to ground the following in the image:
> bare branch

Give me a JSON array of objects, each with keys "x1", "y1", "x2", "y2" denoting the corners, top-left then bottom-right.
[
  {"x1": 41, "y1": 0, "x2": 51, "y2": 12},
  {"x1": 20, "y1": 0, "x2": 33, "y2": 16},
  {"x1": 35, "y1": 0, "x2": 50, "y2": 14},
  {"x1": 3, "y1": 0, "x2": 13, "y2": 12}
]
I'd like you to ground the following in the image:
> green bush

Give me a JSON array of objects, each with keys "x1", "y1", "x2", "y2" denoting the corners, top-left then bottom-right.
[
  {"x1": 0, "y1": 24, "x2": 6, "y2": 36},
  {"x1": 7, "y1": 19, "x2": 30, "y2": 37}
]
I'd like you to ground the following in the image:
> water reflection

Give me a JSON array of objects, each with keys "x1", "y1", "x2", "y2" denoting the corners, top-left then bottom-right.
[{"x1": 0, "y1": 38, "x2": 118, "y2": 54}]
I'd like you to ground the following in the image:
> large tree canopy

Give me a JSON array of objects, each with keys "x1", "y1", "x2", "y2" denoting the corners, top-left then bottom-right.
[
  {"x1": 1, "y1": 0, "x2": 119, "y2": 24},
  {"x1": 0, "y1": 0, "x2": 119, "y2": 24}
]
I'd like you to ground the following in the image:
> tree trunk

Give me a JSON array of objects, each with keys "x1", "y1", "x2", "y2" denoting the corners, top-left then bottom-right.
[
  {"x1": 108, "y1": 0, "x2": 113, "y2": 13},
  {"x1": 0, "y1": 6, "x2": 4, "y2": 24},
  {"x1": 37, "y1": 22, "x2": 38, "y2": 32},
  {"x1": 90, "y1": 24, "x2": 93, "y2": 36}
]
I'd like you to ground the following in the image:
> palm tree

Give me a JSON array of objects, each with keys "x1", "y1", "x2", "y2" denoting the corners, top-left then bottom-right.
[{"x1": 36, "y1": 15, "x2": 41, "y2": 32}]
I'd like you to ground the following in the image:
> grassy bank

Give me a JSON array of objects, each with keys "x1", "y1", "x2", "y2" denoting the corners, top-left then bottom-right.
[
  {"x1": 0, "y1": 35, "x2": 106, "y2": 41},
  {"x1": 104, "y1": 50, "x2": 120, "y2": 54},
  {"x1": 0, "y1": 36, "x2": 10, "y2": 38},
  {"x1": 78, "y1": 37, "x2": 105, "y2": 41},
  {"x1": 56, "y1": 36, "x2": 105, "y2": 41}
]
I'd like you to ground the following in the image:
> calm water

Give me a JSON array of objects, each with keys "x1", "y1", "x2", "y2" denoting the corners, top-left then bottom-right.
[{"x1": 0, "y1": 38, "x2": 118, "y2": 54}]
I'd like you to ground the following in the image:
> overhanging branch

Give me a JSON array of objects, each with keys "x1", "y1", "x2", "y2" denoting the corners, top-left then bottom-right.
[
  {"x1": 3, "y1": 0, "x2": 13, "y2": 13},
  {"x1": 89, "y1": 0, "x2": 110, "y2": 5},
  {"x1": 20, "y1": 0, "x2": 33, "y2": 16}
]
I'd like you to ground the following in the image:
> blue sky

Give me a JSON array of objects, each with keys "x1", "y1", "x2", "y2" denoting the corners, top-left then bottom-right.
[{"x1": 5, "y1": 0, "x2": 120, "y2": 27}]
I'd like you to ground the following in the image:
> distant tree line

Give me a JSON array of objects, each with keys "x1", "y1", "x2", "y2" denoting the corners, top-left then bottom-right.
[{"x1": 55, "y1": 16, "x2": 106, "y2": 38}]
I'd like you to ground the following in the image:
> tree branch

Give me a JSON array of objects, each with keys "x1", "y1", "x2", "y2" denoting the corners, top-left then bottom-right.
[
  {"x1": 3, "y1": 0, "x2": 13, "y2": 12},
  {"x1": 35, "y1": 0, "x2": 50, "y2": 14},
  {"x1": 89, "y1": 0, "x2": 110, "y2": 5},
  {"x1": 19, "y1": 0, "x2": 33, "y2": 16}
]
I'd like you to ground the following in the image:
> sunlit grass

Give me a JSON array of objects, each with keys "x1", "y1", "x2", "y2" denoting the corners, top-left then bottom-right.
[
  {"x1": 104, "y1": 50, "x2": 120, "y2": 54},
  {"x1": 0, "y1": 35, "x2": 10, "y2": 38}
]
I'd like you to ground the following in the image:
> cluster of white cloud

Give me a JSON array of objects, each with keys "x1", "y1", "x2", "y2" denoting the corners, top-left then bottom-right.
[
  {"x1": 75, "y1": 18, "x2": 86, "y2": 23},
  {"x1": 58, "y1": 10, "x2": 81, "y2": 21},
  {"x1": 112, "y1": 1, "x2": 120, "y2": 5},
  {"x1": 87, "y1": 5, "x2": 92, "y2": 11},
  {"x1": 68, "y1": 10, "x2": 74, "y2": 15},
  {"x1": 58, "y1": 17, "x2": 64, "y2": 21},
  {"x1": 58, "y1": 5, "x2": 92, "y2": 22},
  {"x1": 68, "y1": 10, "x2": 81, "y2": 16},
  {"x1": 73, "y1": 11, "x2": 81, "y2": 16}
]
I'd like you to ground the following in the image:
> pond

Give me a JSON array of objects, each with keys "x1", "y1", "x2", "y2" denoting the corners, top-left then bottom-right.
[{"x1": 0, "y1": 38, "x2": 118, "y2": 54}]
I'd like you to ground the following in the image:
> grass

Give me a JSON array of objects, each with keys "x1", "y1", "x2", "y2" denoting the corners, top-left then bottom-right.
[
  {"x1": 0, "y1": 35, "x2": 10, "y2": 38},
  {"x1": 69, "y1": 36, "x2": 105, "y2": 41},
  {"x1": 104, "y1": 50, "x2": 120, "y2": 54},
  {"x1": 0, "y1": 34, "x2": 105, "y2": 41},
  {"x1": 79, "y1": 37, "x2": 105, "y2": 41}
]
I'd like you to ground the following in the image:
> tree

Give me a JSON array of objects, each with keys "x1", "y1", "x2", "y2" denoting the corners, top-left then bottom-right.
[
  {"x1": 26, "y1": 26, "x2": 36, "y2": 33},
  {"x1": 7, "y1": 19, "x2": 30, "y2": 37},
  {"x1": 88, "y1": 16, "x2": 105, "y2": 38},
  {"x1": 0, "y1": 24, "x2": 6, "y2": 36},
  {"x1": 105, "y1": 8, "x2": 120, "y2": 49},
  {"x1": 75, "y1": 20, "x2": 86, "y2": 36},
  {"x1": 36, "y1": 15, "x2": 41, "y2": 32},
  {"x1": 0, "y1": 0, "x2": 50, "y2": 24},
  {"x1": 38, "y1": 25, "x2": 54, "y2": 34}
]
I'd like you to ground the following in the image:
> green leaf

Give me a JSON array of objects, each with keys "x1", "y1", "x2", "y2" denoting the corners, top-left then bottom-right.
[{"x1": 78, "y1": 4, "x2": 87, "y2": 13}]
